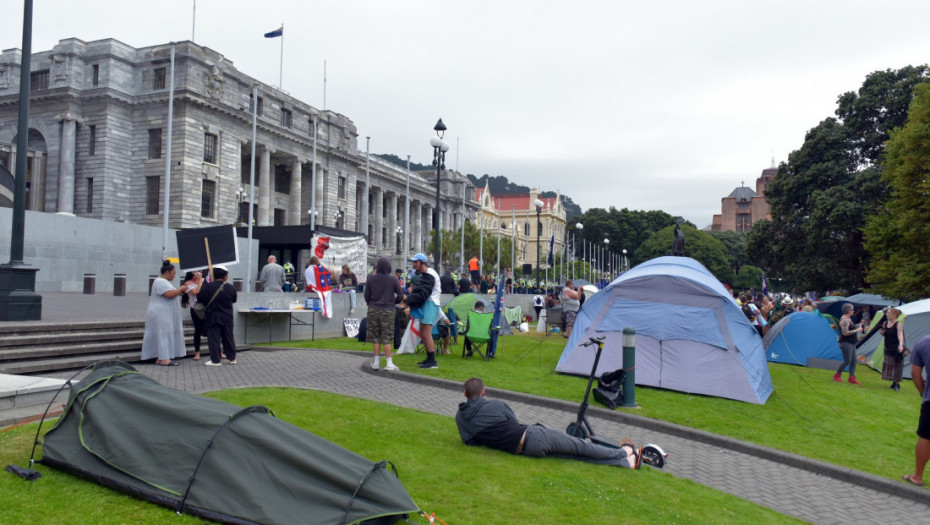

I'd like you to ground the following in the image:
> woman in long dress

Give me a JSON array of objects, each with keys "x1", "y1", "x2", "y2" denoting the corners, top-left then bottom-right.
[{"x1": 141, "y1": 260, "x2": 192, "y2": 366}]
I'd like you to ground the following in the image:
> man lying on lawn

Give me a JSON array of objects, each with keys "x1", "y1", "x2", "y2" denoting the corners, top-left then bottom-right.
[{"x1": 455, "y1": 377, "x2": 641, "y2": 469}]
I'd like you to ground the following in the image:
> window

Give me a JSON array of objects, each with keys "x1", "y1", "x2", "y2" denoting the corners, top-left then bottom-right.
[
  {"x1": 91, "y1": 64, "x2": 99, "y2": 86},
  {"x1": 86, "y1": 178, "x2": 94, "y2": 213},
  {"x1": 338, "y1": 176, "x2": 346, "y2": 199},
  {"x1": 525, "y1": 222, "x2": 530, "y2": 236},
  {"x1": 30, "y1": 70, "x2": 49, "y2": 90},
  {"x1": 281, "y1": 108, "x2": 292, "y2": 128},
  {"x1": 148, "y1": 129, "x2": 162, "y2": 159},
  {"x1": 249, "y1": 94, "x2": 263, "y2": 116},
  {"x1": 201, "y1": 179, "x2": 216, "y2": 218},
  {"x1": 89, "y1": 125, "x2": 96, "y2": 156},
  {"x1": 153, "y1": 67, "x2": 166, "y2": 90},
  {"x1": 146, "y1": 176, "x2": 160, "y2": 215},
  {"x1": 203, "y1": 133, "x2": 218, "y2": 164},
  {"x1": 273, "y1": 208, "x2": 285, "y2": 226}
]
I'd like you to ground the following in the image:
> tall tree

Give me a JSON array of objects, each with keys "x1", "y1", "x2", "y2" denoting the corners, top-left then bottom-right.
[
  {"x1": 636, "y1": 224, "x2": 731, "y2": 283},
  {"x1": 864, "y1": 83, "x2": 930, "y2": 301},
  {"x1": 747, "y1": 66, "x2": 929, "y2": 293}
]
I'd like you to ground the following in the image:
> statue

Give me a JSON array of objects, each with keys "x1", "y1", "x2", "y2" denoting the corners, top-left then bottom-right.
[{"x1": 672, "y1": 222, "x2": 685, "y2": 256}]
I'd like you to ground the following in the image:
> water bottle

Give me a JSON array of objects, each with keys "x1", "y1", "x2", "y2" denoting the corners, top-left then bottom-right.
[{"x1": 268, "y1": 299, "x2": 274, "y2": 310}]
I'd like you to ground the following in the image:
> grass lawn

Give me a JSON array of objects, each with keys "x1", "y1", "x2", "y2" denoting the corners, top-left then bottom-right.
[
  {"x1": 1, "y1": 388, "x2": 799, "y2": 524},
  {"x1": 276, "y1": 332, "x2": 920, "y2": 480}
]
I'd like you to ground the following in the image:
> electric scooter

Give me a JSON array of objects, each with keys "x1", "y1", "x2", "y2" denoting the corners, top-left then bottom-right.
[{"x1": 565, "y1": 336, "x2": 668, "y2": 468}]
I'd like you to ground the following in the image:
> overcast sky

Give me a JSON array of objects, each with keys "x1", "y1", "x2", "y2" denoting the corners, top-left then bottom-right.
[{"x1": 8, "y1": 0, "x2": 930, "y2": 227}]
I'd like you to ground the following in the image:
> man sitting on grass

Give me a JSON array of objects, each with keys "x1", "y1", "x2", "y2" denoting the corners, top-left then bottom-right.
[{"x1": 455, "y1": 378, "x2": 640, "y2": 469}]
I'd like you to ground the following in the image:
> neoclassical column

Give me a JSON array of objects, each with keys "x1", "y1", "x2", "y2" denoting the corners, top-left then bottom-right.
[
  {"x1": 288, "y1": 157, "x2": 302, "y2": 225},
  {"x1": 57, "y1": 114, "x2": 79, "y2": 214},
  {"x1": 374, "y1": 186, "x2": 384, "y2": 250},
  {"x1": 411, "y1": 200, "x2": 422, "y2": 254},
  {"x1": 257, "y1": 146, "x2": 272, "y2": 226},
  {"x1": 422, "y1": 203, "x2": 432, "y2": 255},
  {"x1": 387, "y1": 191, "x2": 398, "y2": 253}
]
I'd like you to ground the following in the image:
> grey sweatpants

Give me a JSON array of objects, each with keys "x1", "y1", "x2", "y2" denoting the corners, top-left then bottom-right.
[
  {"x1": 521, "y1": 424, "x2": 632, "y2": 468},
  {"x1": 837, "y1": 341, "x2": 857, "y2": 376}
]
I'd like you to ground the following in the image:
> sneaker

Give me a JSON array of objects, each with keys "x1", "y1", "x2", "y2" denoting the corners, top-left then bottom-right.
[
  {"x1": 228, "y1": 360, "x2": 237, "y2": 365},
  {"x1": 384, "y1": 363, "x2": 399, "y2": 372},
  {"x1": 418, "y1": 361, "x2": 438, "y2": 369},
  {"x1": 204, "y1": 361, "x2": 222, "y2": 366},
  {"x1": 832, "y1": 373, "x2": 843, "y2": 383},
  {"x1": 370, "y1": 362, "x2": 379, "y2": 370}
]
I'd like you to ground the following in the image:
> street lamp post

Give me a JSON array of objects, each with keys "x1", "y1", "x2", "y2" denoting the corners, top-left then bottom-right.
[
  {"x1": 573, "y1": 223, "x2": 583, "y2": 282},
  {"x1": 307, "y1": 209, "x2": 318, "y2": 228},
  {"x1": 334, "y1": 210, "x2": 342, "y2": 229},
  {"x1": 235, "y1": 187, "x2": 246, "y2": 225},
  {"x1": 603, "y1": 238, "x2": 609, "y2": 283},
  {"x1": 622, "y1": 248, "x2": 628, "y2": 273},
  {"x1": 430, "y1": 119, "x2": 449, "y2": 271},
  {"x1": 533, "y1": 198, "x2": 544, "y2": 289}
]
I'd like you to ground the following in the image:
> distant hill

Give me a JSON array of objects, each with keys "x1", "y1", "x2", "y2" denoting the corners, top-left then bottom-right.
[{"x1": 375, "y1": 154, "x2": 583, "y2": 219}]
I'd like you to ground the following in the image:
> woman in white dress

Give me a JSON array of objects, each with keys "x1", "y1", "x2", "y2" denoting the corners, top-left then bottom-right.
[{"x1": 141, "y1": 260, "x2": 195, "y2": 366}]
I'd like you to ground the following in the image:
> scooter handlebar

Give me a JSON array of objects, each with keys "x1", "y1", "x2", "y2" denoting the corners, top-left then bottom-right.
[{"x1": 581, "y1": 336, "x2": 605, "y2": 347}]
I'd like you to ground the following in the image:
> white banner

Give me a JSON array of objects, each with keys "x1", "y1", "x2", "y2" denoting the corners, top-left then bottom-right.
[{"x1": 319, "y1": 235, "x2": 368, "y2": 283}]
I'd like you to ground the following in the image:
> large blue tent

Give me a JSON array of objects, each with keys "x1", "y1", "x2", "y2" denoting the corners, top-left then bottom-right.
[
  {"x1": 762, "y1": 311, "x2": 842, "y2": 366},
  {"x1": 555, "y1": 256, "x2": 773, "y2": 404}
]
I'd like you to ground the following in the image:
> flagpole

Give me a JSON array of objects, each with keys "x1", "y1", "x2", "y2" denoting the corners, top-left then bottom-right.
[
  {"x1": 279, "y1": 23, "x2": 284, "y2": 90},
  {"x1": 191, "y1": 0, "x2": 196, "y2": 42}
]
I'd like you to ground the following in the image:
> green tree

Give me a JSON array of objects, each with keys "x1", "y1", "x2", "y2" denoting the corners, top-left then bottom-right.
[
  {"x1": 708, "y1": 230, "x2": 748, "y2": 275},
  {"x1": 636, "y1": 224, "x2": 731, "y2": 282},
  {"x1": 731, "y1": 264, "x2": 764, "y2": 291},
  {"x1": 572, "y1": 207, "x2": 680, "y2": 265},
  {"x1": 864, "y1": 82, "x2": 930, "y2": 301},
  {"x1": 747, "y1": 66, "x2": 929, "y2": 292}
]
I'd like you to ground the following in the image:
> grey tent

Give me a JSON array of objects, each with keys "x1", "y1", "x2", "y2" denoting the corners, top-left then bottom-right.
[{"x1": 40, "y1": 361, "x2": 418, "y2": 525}]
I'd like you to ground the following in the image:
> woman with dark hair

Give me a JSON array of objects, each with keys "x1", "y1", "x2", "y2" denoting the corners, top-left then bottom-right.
[
  {"x1": 141, "y1": 260, "x2": 190, "y2": 366},
  {"x1": 180, "y1": 270, "x2": 204, "y2": 360},
  {"x1": 880, "y1": 307, "x2": 906, "y2": 391},
  {"x1": 833, "y1": 303, "x2": 864, "y2": 384},
  {"x1": 364, "y1": 257, "x2": 405, "y2": 371}
]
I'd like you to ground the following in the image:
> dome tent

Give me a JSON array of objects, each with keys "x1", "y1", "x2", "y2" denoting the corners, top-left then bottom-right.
[
  {"x1": 555, "y1": 256, "x2": 773, "y2": 404},
  {"x1": 762, "y1": 311, "x2": 843, "y2": 367}
]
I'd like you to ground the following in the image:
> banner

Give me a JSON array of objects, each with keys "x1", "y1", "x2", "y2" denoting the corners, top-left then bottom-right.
[{"x1": 319, "y1": 234, "x2": 368, "y2": 283}]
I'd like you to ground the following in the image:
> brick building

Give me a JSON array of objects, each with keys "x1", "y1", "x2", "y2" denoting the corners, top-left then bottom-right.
[{"x1": 711, "y1": 167, "x2": 776, "y2": 232}]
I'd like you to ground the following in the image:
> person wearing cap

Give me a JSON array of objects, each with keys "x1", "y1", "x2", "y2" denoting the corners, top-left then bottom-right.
[
  {"x1": 197, "y1": 266, "x2": 238, "y2": 366},
  {"x1": 834, "y1": 303, "x2": 864, "y2": 384},
  {"x1": 407, "y1": 253, "x2": 442, "y2": 369}
]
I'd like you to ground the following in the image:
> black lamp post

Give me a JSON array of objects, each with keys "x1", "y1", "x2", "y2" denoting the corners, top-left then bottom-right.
[
  {"x1": 235, "y1": 186, "x2": 246, "y2": 224},
  {"x1": 430, "y1": 119, "x2": 449, "y2": 271},
  {"x1": 533, "y1": 198, "x2": 543, "y2": 289}
]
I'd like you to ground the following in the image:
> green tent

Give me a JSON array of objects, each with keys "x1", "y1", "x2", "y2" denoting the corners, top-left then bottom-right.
[
  {"x1": 444, "y1": 293, "x2": 492, "y2": 325},
  {"x1": 40, "y1": 361, "x2": 418, "y2": 525}
]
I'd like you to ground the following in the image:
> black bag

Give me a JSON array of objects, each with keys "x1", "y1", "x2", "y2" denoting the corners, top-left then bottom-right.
[
  {"x1": 592, "y1": 368, "x2": 625, "y2": 410},
  {"x1": 193, "y1": 284, "x2": 225, "y2": 320}
]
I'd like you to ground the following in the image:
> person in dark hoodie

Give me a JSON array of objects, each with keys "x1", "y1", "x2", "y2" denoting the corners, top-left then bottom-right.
[
  {"x1": 440, "y1": 269, "x2": 459, "y2": 296},
  {"x1": 364, "y1": 257, "x2": 405, "y2": 371},
  {"x1": 455, "y1": 378, "x2": 640, "y2": 468}
]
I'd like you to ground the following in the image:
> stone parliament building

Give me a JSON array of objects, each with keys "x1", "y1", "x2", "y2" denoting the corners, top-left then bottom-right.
[{"x1": 0, "y1": 37, "x2": 486, "y2": 271}]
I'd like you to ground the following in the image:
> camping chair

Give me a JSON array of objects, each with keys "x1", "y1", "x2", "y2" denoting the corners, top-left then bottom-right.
[
  {"x1": 545, "y1": 307, "x2": 564, "y2": 336},
  {"x1": 462, "y1": 311, "x2": 495, "y2": 361},
  {"x1": 415, "y1": 323, "x2": 449, "y2": 354}
]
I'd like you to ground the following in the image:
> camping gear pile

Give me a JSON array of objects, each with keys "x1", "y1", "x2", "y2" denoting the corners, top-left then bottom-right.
[{"x1": 38, "y1": 361, "x2": 418, "y2": 525}]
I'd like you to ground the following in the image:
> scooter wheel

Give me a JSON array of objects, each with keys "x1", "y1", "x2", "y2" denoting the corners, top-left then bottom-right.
[
  {"x1": 566, "y1": 423, "x2": 588, "y2": 440},
  {"x1": 640, "y1": 445, "x2": 666, "y2": 468}
]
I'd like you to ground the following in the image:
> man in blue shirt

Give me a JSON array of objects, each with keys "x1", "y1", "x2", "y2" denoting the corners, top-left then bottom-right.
[{"x1": 904, "y1": 335, "x2": 930, "y2": 486}]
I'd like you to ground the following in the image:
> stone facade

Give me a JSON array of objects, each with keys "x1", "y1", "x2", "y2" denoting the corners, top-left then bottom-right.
[
  {"x1": 0, "y1": 38, "x2": 478, "y2": 267},
  {"x1": 711, "y1": 167, "x2": 775, "y2": 232},
  {"x1": 476, "y1": 181, "x2": 566, "y2": 270}
]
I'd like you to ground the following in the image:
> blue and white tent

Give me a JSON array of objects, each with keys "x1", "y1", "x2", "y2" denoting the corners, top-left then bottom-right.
[
  {"x1": 762, "y1": 311, "x2": 842, "y2": 366},
  {"x1": 555, "y1": 256, "x2": 773, "y2": 404}
]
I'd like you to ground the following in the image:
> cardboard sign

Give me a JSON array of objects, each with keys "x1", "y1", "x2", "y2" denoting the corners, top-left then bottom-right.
[
  {"x1": 176, "y1": 226, "x2": 240, "y2": 272},
  {"x1": 344, "y1": 318, "x2": 361, "y2": 338}
]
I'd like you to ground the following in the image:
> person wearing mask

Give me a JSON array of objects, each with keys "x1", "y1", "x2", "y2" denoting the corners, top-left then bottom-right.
[
  {"x1": 141, "y1": 260, "x2": 191, "y2": 366},
  {"x1": 364, "y1": 257, "x2": 405, "y2": 371}
]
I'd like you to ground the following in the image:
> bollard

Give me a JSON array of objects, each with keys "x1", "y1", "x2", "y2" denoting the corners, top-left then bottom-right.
[
  {"x1": 113, "y1": 274, "x2": 126, "y2": 296},
  {"x1": 233, "y1": 278, "x2": 243, "y2": 292},
  {"x1": 83, "y1": 273, "x2": 96, "y2": 295},
  {"x1": 621, "y1": 327, "x2": 638, "y2": 407}
]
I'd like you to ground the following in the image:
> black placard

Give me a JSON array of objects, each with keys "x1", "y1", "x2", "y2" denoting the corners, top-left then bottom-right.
[{"x1": 176, "y1": 226, "x2": 239, "y2": 271}]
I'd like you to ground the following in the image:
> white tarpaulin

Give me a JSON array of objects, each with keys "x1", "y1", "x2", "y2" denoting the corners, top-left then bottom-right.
[{"x1": 318, "y1": 235, "x2": 368, "y2": 283}]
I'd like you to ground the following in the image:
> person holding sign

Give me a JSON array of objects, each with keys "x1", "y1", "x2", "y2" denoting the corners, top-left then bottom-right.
[{"x1": 141, "y1": 260, "x2": 191, "y2": 366}]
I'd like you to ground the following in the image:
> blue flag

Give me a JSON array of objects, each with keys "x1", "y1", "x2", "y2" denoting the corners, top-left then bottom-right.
[
  {"x1": 762, "y1": 274, "x2": 769, "y2": 296},
  {"x1": 547, "y1": 235, "x2": 555, "y2": 265},
  {"x1": 264, "y1": 27, "x2": 283, "y2": 38}
]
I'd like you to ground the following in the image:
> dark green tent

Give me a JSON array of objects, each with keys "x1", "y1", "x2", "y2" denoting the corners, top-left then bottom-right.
[{"x1": 40, "y1": 361, "x2": 418, "y2": 524}]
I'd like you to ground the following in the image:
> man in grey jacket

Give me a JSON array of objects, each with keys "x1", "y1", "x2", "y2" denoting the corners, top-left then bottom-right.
[
  {"x1": 455, "y1": 378, "x2": 639, "y2": 468},
  {"x1": 259, "y1": 255, "x2": 286, "y2": 292}
]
